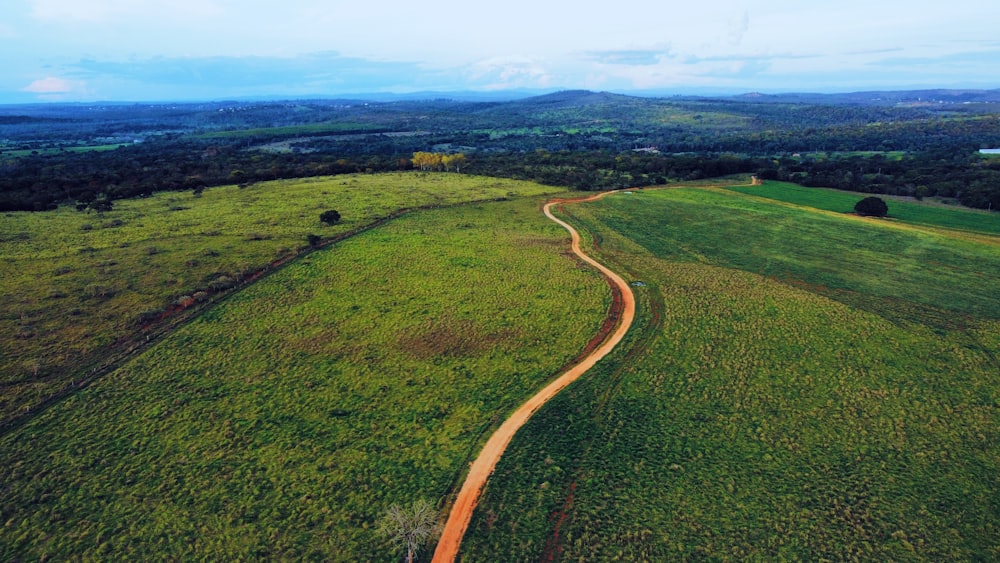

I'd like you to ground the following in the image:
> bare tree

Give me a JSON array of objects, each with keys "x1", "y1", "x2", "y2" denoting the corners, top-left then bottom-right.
[{"x1": 378, "y1": 499, "x2": 440, "y2": 563}]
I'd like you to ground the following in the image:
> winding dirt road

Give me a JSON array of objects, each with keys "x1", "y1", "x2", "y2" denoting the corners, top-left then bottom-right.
[{"x1": 431, "y1": 192, "x2": 636, "y2": 562}]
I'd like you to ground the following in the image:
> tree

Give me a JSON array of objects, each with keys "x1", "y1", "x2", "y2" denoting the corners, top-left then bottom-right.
[
  {"x1": 88, "y1": 197, "x2": 113, "y2": 215},
  {"x1": 412, "y1": 151, "x2": 443, "y2": 171},
  {"x1": 378, "y1": 499, "x2": 440, "y2": 563},
  {"x1": 441, "y1": 153, "x2": 466, "y2": 172},
  {"x1": 854, "y1": 196, "x2": 888, "y2": 217},
  {"x1": 319, "y1": 209, "x2": 341, "y2": 225}
]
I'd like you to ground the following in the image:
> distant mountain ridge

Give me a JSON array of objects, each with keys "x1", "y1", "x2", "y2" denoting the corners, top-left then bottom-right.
[
  {"x1": 401, "y1": 87, "x2": 1000, "y2": 107},
  {"x1": 353, "y1": 87, "x2": 1000, "y2": 107},
  {"x1": 724, "y1": 89, "x2": 1000, "y2": 105}
]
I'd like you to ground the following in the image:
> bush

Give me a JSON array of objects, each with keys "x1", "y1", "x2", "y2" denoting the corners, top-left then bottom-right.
[
  {"x1": 854, "y1": 196, "x2": 888, "y2": 217},
  {"x1": 319, "y1": 209, "x2": 341, "y2": 225}
]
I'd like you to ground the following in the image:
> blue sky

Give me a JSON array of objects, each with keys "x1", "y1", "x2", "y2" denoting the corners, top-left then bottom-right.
[{"x1": 2, "y1": 0, "x2": 999, "y2": 103}]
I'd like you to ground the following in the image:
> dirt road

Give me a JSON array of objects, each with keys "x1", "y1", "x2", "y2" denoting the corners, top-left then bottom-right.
[{"x1": 431, "y1": 192, "x2": 636, "y2": 562}]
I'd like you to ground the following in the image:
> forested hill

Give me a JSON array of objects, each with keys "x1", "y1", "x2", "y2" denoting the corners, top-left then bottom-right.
[{"x1": 2, "y1": 89, "x2": 999, "y2": 211}]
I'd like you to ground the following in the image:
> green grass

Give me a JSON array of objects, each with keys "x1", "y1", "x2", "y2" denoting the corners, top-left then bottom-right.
[
  {"x1": 0, "y1": 173, "x2": 563, "y2": 425},
  {"x1": 731, "y1": 180, "x2": 1000, "y2": 235},
  {"x1": 0, "y1": 194, "x2": 609, "y2": 560},
  {"x1": 462, "y1": 187, "x2": 1000, "y2": 560}
]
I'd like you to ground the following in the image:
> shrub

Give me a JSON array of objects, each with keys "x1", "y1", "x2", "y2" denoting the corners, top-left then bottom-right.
[
  {"x1": 854, "y1": 196, "x2": 888, "y2": 217},
  {"x1": 320, "y1": 209, "x2": 341, "y2": 225}
]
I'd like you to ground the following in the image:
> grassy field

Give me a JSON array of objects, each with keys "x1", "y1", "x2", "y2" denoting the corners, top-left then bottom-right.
[
  {"x1": 462, "y1": 186, "x2": 1000, "y2": 560},
  {"x1": 0, "y1": 144, "x2": 126, "y2": 158},
  {"x1": 0, "y1": 173, "x2": 562, "y2": 427},
  {"x1": 195, "y1": 122, "x2": 382, "y2": 139},
  {"x1": 0, "y1": 192, "x2": 609, "y2": 560},
  {"x1": 731, "y1": 181, "x2": 1000, "y2": 235}
]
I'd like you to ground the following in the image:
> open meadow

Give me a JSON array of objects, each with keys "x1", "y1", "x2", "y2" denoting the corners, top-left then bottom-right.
[
  {"x1": 731, "y1": 180, "x2": 1000, "y2": 236},
  {"x1": 0, "y1": 173, "x2": 560, "y2": 427},
  {"x1": 463, "y1": 186, "x2": 1000, "y2": 560},
  {"x1": 0, "y1": 185, "x2": 609, "y2": 560}
]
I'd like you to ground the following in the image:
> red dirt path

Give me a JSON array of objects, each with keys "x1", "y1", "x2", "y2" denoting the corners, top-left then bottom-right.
[{"x1": 431, "y1": 192, "x2": 636, "y2": 562}]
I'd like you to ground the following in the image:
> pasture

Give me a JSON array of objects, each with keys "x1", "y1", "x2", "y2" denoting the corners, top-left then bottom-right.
[
  {"x1": 0, "y1": 173, "x2": 562, "y2": 426},
  {"x1": 462, "y1": 186, "x2": 1000, "y2": 560},
  {"x1": 732, "y1": 180, "x2": 1000, "y2": 235},
  {"x1": 0, "y1": 191, "x2": 609, "y2": 560}
]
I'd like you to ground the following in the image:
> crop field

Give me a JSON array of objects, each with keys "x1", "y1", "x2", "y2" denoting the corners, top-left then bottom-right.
[
  {"x1": 462, "y1": 187, "x2": 999, "y2": 560},
  {"x1": 0, "y1": 173, "x2": 562, "y2": 426},
  {"x1": 0, "y1": 192, "x2": 609, "y2": 560},
  {"x1": 732, "y1": 180, "x2": 1000, "y2": 235}
]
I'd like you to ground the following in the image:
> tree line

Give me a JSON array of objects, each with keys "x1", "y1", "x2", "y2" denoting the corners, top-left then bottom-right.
[{"x1": 3, "y1": 94, "x2": 1000, "y2": 212}]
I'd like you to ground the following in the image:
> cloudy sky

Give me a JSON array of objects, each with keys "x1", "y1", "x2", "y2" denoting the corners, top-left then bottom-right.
[{"x1": 2, "y1": 0, "x2": 999, "y2": 103}]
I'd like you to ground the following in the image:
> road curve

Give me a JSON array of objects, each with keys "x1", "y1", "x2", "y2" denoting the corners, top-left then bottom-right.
[{"x1": 432, "y1": 192, "x2": 636, "y2": 562}]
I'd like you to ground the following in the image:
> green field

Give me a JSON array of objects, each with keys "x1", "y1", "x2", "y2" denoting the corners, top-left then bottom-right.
[
  {"x1": 0, "y1": 173, "x2": 563, "y2": 426},
  {"x1": 195, "y1": 122, "x2": 382, "y2": 139},
  {"x1": 732, "y1": 181, "x2": 1000, "y2": 235},
  {"x1": 0, "y1": 190, "x2": 608, "y2": 560},
  {"x1": 462, "y1": 187, "x2": 1000, "y2": 560},
  {"x1": 4, "y1": 178, "x2": 998, "y2": 560},
  {"x1": 0, "y1": 144, "x2": 126, "y2": 158}
]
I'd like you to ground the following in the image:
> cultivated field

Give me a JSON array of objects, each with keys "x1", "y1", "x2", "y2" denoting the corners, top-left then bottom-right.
[
  {"x1": 0, "y1": 173, "x2": 560, "y2": 426},
  {"x1": 0, "y1": 189, "x2": 609, "y2": 560},
  {"x1": 463, "y1": 186, "x2": 1000, "y2": 560}
]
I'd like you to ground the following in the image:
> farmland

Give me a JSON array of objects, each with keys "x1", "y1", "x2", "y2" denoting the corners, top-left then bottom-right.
[
  {"x1": 2, "y1": 172, "x2": 998, "y2": 560},
  {"x1": 0, "y1": 185, "x2": 609, "y2": 560},
  {"x1": 731, "y1": 180, "x2": 1000, "y2": 235},
  {"x1": 0, "y1": 173, "x2": 561, "y2": 427},
  {"x1": 462, "y1": 187, "x2": 999, "y2": 560}
]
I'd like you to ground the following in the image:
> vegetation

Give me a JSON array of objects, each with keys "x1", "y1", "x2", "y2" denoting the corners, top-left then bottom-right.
[
  {"x1": 0, "y1": 191, "x2": 609, "y2": 560},
  {"x1": 378, "y1": 499, "x2": 440, "y2": 563},
  {"x1": 462, "y1": 186, "x2": 1000, "y2": 560},
  {"x1": 731, "y1": 181, "x2": 1000, "y2": 235},
  {"x1": 0, "y1": 173, "x2": 564, "y2": 428},
  {"x1": 319, "y1": 209, "x2": 341, "y2": 225},
  {"x1": 854, "y1": 196, "x2": 889, "y2": 217},
  {"x1": 3, "y1": 88, "x2": 1000, "y2": 558},
  {"x1": 3, "y1": 91, "x2": 1000, "y2": 211}
]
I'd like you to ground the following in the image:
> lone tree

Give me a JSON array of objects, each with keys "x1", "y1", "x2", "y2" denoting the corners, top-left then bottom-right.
[
  {"x1": 378, "y1": 499, "x2": 440, "y2": 563},
  {"x1": 319, "y1": 209, "x2": 341, "y2": 225},
  {"x1": 854, "y1": 196, "x2": 888, "y2": 217}
]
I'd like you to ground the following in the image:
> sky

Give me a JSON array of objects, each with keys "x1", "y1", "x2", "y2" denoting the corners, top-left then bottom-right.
[{"x1": 2, "y1": 0, "x2": 999, "y2": 103}]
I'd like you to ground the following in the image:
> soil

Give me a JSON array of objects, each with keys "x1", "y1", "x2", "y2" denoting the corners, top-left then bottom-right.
[{"x1": 432, "y1": 192, "x2": 637, "y2": 562}]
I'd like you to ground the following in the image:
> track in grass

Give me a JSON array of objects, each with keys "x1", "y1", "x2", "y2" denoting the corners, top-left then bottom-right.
[{"x1": 432, "y1": 191, "x2": 636, "y2": 562}]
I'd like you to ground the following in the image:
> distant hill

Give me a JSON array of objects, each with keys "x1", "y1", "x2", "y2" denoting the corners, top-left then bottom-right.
[
  {"x1": 723, "y1": 89, "x2": 1000, "y2": 106},
  {"x1": 511, "y1": 90, "x2": 636, "y2": 107}
]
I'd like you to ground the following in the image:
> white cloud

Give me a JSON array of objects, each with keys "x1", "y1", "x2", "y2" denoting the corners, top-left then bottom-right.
[
  {"x1": 19, "y1": 76, "x2": 96, "y2": 99},
  {"x1": 22, "y1": 76, "x2": 74, "y2": 93},
  {"x1": 467, "y1": 57, "x2": 554, "y2": 90}
]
